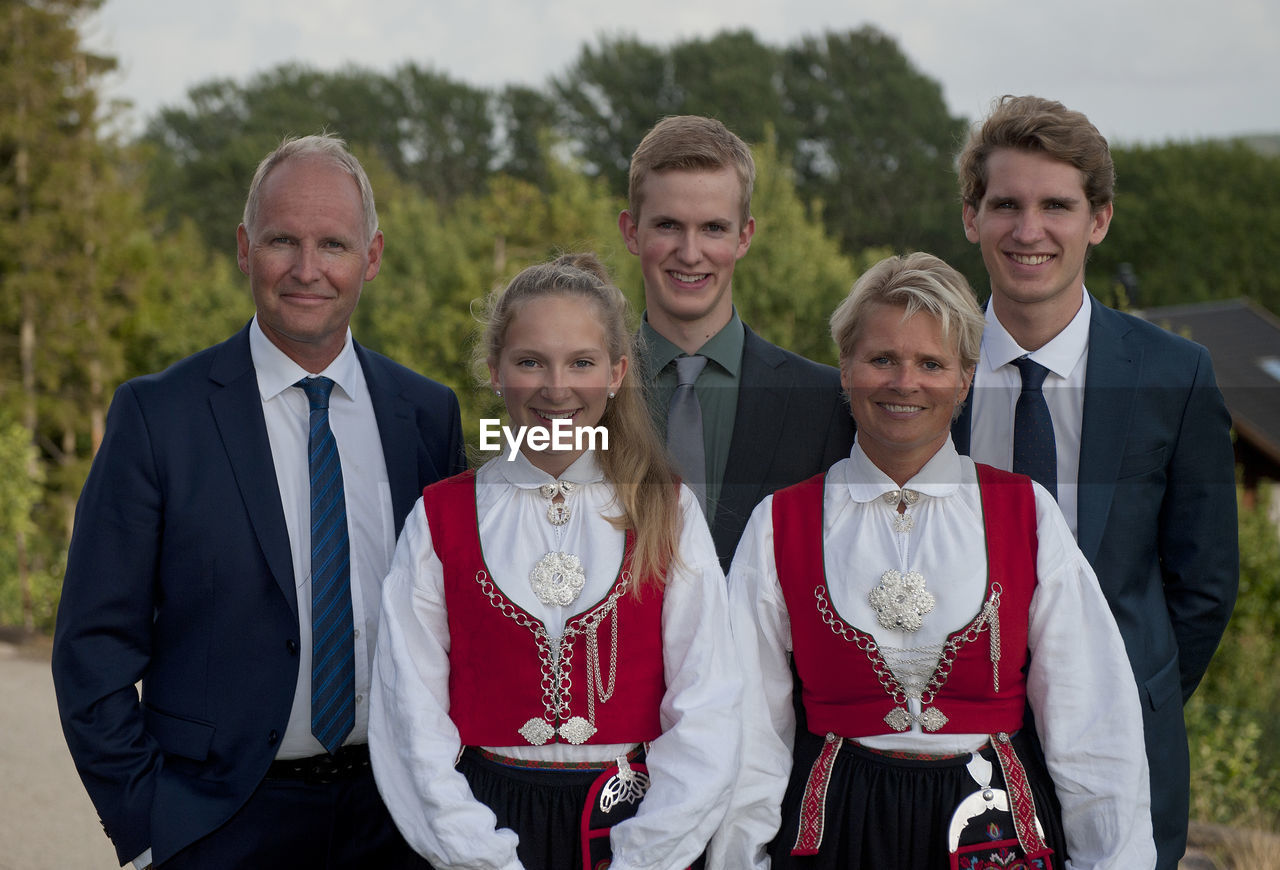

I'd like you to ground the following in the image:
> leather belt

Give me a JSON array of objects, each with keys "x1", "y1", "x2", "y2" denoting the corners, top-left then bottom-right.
[{"x1": 266, "y1": 743, "x2": 371, "y2": 784}]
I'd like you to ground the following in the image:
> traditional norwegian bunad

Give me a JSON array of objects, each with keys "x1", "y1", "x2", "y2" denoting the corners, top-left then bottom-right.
[
  {"x1": 370, "y1": 449, "x2": 741, "y2": 870},
  {"x1": 708, "y1": 440, "x2": 1156, "y2": 870}
]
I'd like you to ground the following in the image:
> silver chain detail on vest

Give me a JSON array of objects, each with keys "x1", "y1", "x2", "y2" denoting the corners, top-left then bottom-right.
[
  {"x1": 475, "y1": 569, "x2": 626, "y2": 745},
  {"x1": 814, "y1": 581, "x2": 1003, "y2": 732}
]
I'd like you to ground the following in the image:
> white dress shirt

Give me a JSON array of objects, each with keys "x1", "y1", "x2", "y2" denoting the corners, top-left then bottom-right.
[
  {"x1": 709, "y1": 439, "x2": 1154, "y2": 870},
  {"x1": 969, "y1": 292, "x2": 1090, "y2": 538},
  {"x1": 369, "y1": 449, "x2": 742, "y2": 870},
  {"x1": 249, "y1": 317, "x2": 395, "y2": 758}
]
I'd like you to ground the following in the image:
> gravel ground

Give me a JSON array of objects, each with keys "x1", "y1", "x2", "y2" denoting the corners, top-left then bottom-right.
[{"x1": 0, "y1": 637, "x2": 120, "y2": 869}]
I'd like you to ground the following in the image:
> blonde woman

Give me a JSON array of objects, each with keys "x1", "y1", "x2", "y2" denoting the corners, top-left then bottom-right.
[{"x1": 712, "y1": 253, "x2": 1154, "y2": 870}]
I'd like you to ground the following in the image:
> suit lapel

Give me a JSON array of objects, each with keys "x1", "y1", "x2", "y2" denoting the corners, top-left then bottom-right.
[
  {"x1": 715, "y1": 327, "x2": 790, "y2": 548},
  {"x1": 952, "y1": 389, "x2": 973, "y2": 455},
  {"x1": 207, "y1": 327, "x2": 297, "y2": 614},
  {"x1": 1076, "y1": 300, "x2": 1141, "y2": 563},
  {"x1": 359, "y1": 345, "x2": 422, "y2": 535}
]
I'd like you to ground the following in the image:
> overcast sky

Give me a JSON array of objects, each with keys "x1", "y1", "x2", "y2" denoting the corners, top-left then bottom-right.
[{"x1": 83, "y1": 0, "x2": 1279, "y2": 146}]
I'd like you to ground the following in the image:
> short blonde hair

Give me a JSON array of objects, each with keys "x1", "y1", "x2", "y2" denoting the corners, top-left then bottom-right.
[
  {"x1": 627, "y1": 115, "x2": 755, "y2": 226},
  {"x1": 830, "y1": 252, "x2": 984, "y2": 371}
]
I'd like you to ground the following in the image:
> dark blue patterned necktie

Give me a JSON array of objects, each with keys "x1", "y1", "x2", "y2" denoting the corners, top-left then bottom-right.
[
  {"x1": 297, "y1": 377, "x2": 355, "y2": 754},
  {"x1": 1012, "y1": 357, "x2": 1058, "y2": 501}
]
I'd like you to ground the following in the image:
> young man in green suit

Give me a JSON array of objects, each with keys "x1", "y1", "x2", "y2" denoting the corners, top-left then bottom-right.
[{"x1": 618, "y1": 115, "x2": 855, "y2": 570}]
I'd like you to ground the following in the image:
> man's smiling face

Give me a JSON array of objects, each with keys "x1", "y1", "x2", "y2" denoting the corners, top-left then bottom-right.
[
  {"x1": 619, "y1": 166, "x2": 754, "y2": 340},
  {"x1": 963, "y1": 147, "x2": 1112, "y2": 324}
]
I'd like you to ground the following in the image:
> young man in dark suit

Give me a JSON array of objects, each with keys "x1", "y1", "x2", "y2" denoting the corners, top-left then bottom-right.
[
  {"x1": 952, "y1": 95, "x2": 1238, "y2": 870},
  {"x1": 618, "y1": 115, "x2": 855, "y2": 569},
  {"x1": 52, "y1": 134, "x2": 465, "y2": 868}
]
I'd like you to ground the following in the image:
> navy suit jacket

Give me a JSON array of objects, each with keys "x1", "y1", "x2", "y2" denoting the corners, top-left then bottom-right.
[
  {"x1": 698, "y1": 324, "x2": 855, "y2": 570},
  {"x1": 954, "y1": 298, "x2": 1238, "y2": 868},
  {"x1": 51, "y1": 324, "x2": 466, "y2": 865}
]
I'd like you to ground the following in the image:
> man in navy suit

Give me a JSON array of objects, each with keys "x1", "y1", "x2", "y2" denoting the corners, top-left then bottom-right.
[
  {"x1": 618, "y1": 115, "x2": 854, "y2": 568},
  {"x1": 52, "y1": 134, "x2": 465, "y2": 868},
  {"x1": 952, "y1": 95, "x2": 1238, "y2": 869}
]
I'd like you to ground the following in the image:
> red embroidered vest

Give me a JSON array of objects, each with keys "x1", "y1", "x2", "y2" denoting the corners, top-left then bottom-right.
[
  {"x1": 422, "y1": 471, "x2": 666, "y2": 746},
  {"x1": 773, "y1": 464, "x2": 1037, "y2": 736}
]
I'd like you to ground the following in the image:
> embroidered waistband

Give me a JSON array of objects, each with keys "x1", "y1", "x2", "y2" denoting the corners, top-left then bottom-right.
[
  {"x1": 474, "y1": 745, "x2": 643, "y2": 771},
  {"x1": 851, "y1": 740, "x2": 972, "y2": 762}
]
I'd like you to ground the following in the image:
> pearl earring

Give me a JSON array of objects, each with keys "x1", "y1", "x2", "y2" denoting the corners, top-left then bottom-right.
[
  {"x1": 495, "y1": 389, "x2": 503, "y2": 397},
  {"x1": 608, "y1": 391, "x2": 616, "y2": 399}
]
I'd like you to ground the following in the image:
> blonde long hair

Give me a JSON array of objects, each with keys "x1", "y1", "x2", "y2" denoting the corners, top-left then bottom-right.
[{"x1": 477, "y1": 253, "x2": 680, "y2": 590}]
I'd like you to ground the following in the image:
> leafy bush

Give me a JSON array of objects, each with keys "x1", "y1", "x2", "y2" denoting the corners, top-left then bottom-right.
[{"x1": 1187, "y1": 483, "x2": 1280, "y2": 829}]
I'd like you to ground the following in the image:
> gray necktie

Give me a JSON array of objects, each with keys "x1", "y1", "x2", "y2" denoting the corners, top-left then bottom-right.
[{"x1": 667, "y1": 354, "x2": 708, "y2": 513}]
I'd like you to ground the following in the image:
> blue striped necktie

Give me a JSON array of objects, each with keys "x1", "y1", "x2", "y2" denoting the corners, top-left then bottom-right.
[{"x1": 297, "y1": 376, "x2": 355, "y2": 754}]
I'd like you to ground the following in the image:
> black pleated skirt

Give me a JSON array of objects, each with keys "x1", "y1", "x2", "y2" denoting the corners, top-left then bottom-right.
[
  {"x1": 457, "y1": 748, "x2": 706, "y2": 870},
  {"x1": 457, "y1": 749, "x2": 602, "y2": 870},
  {"x1": 769, "y1": 730, "x2": 1068, "y2": 870}
]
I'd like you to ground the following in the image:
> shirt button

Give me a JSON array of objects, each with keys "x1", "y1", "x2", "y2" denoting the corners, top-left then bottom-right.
[
  {"x1": 267, "y1": 730, "x2": 279, "y2": 745},
  {"x1": 353, "y1": 629, "x2": 361, "y2": 640},
  {"x1": 286, "y1": 639, "x2": 299, "y2": 655},
  {"x1": 356, "y1": 694, "x2": 364, "y2": 704}
]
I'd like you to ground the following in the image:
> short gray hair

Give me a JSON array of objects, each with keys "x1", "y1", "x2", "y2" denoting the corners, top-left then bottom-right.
[{"x1": 242, "y1": 133, "x2": 378, "y2": 243}]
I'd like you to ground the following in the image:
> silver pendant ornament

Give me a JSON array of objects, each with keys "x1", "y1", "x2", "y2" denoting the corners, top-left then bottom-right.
[
  {"x1": 868, "y1": 569, "x2": 936, "y2": 632},
  {"x1": 529, "y1": 550, "x2": 587, "y2": 607},
  {"x1": 599, "y1": 754, "x2": 650, "y2": 813}
]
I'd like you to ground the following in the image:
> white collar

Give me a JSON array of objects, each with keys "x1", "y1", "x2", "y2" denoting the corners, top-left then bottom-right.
[
  {"x1": 981, "y1": 291, "x2": 1091, "y2": 379},
  {"x1": 490, "y1": 446, "x2": 606, "y2": 490},
  {"x1": 249, "y1": 317, "x2": 361, "y2": 403},
  {"x1": 841, "y1": 438, "x2": 963, "y2": 504}
]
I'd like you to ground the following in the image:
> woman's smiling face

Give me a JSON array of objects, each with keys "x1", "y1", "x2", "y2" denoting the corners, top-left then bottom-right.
[{"x1": 841, "y1": 302, "x2": 972, "y2": 482}]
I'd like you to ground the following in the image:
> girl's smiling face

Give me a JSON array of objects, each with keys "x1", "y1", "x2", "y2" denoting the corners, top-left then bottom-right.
[{"x1": 489, "y1": 294, "x2": 627, "y2": 476}]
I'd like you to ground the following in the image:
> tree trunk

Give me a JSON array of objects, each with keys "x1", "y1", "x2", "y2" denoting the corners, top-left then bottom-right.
[{"x1": 15, "y1": 5, "x2": 37, "y2": 632}]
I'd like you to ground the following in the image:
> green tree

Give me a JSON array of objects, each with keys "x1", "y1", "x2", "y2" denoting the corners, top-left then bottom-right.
[
  {"x1": 0, "y1": 0, "x2": 123, "y2": 629},
  {"x1": 778, "y1": 28, "x2": 970, "y2": 268},
  {"x1": 143, "y1": 63, "x2": 496, "y2": 250},
  {"x1": 1095, "y1": 141, "x2": 1280, "y2": 312},
  {"x1": 552, "y1": 30, "x2": 788, "y2": 193},
  {"x1": 114, "y1": 214, "x2": 250, "y2": 377},
  {"x1": 492, "y1": 84, "x2": 559, "y2": 186},
  {"x1": 391, "y1": 63, "x2": 495, "y2": 203},
  {"x1": 552, "y1": 35, "x2": 680, "y2": 185},
  {"x1": 727, "y1": 134, "x2": 871, "y2": 366}
]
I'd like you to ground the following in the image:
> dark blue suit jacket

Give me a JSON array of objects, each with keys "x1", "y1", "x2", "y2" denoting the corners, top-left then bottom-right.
[
  {"x1": 954, "y1": 298, "x2": 1238, "y2": 869},
  {"x1": 709, "y1": 325, "x2": 855, "y2": 570},
  {"x1": 51, "y1": 324, "x2": 465, "y2": 865}
]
